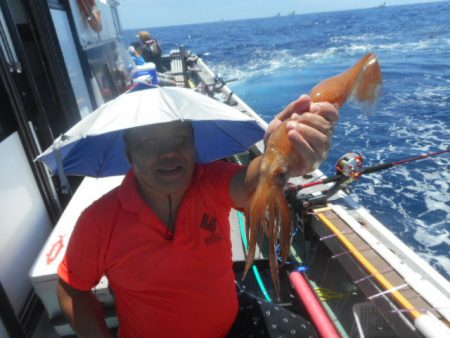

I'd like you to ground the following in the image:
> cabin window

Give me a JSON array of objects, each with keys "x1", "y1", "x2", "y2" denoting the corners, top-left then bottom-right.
[
  {"x1": 86, "y1": 41, "x2": 133, "y2": 103},
  {"x1": 50, "y1": 8, "x2": 93, "y2": 118}
]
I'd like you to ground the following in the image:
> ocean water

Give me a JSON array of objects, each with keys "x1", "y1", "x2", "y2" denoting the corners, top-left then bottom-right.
[{"x1": 122, "y1": 1, "x2": 450, "y2": 279}]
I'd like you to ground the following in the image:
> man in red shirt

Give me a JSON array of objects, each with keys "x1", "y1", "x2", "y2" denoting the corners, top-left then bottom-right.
[{"x1": 57, "y1": 95, "x2": 338, "y2": 337}]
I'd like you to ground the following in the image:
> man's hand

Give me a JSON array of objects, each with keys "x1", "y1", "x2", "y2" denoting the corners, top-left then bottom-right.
[
  {"x1": 231, "y1": 94, "x2": 339, "y2": 208},
  {"x1": 265, "y1": 94, "x2": 339, "y2": 176}
]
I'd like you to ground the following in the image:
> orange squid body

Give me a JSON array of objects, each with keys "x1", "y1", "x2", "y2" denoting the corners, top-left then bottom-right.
[{"x1": 244, "y1": 53, "x2": 383, "y2": 298}]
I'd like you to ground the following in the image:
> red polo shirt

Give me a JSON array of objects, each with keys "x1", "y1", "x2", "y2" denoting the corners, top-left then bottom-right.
[{"x1": 58, "y1": 161, "x2": 244, "y2": 338}]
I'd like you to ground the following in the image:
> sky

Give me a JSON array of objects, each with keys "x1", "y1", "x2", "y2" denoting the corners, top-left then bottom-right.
[{"x1": 117, "y1": 0, "x2": 444, "y2": 29}]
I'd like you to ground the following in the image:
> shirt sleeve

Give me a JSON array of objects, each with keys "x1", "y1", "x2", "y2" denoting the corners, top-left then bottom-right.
[
  {"x1": 204, "y1": 161, "x2": 244, "y2": 209},
  {"x1": 58, "y1": 206, "x2": 107, "y2": 291}
]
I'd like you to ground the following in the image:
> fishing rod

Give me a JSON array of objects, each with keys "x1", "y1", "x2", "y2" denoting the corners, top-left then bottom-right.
[
  {"x1": 282, "y1": 149, "x2": 450, "y2": 242},
  {"x1": 295, "y1": 149, "x2": 450, "y2": 192},
  {"x1": 285, "y1": 149, "x2": 450, "y2": 209}
]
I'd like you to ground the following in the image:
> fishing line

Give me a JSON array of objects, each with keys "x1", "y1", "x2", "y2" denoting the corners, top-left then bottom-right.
[
  {"x1": 391, "y1": 307, "x2": 450, "y2": 314},
  {"x1": 354, "y1": 267, "x2": 393, "y2": 284},
  {"x1": 319, "y1": 230, "x2": 353, "y2": 241},
  {"x1": 368, "y1": 283, "x2": 408, "y2": 300},
  {"x1": 331, "y1": 246, "x2": 371, "y2": 259}
]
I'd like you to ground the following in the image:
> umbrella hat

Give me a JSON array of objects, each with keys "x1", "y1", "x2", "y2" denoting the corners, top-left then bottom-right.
[{"x1": 36, "y1": 86, "x2": 265, "y2": 177}]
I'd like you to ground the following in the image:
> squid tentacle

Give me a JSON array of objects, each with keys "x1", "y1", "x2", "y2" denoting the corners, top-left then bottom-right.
[
  {"x1": 243, "y1": 181, "x2": 269, "y2": 279},
  {"x1": 275, "y1": 186, "x2": 292, "y2": 265},
  {"x1": 268, "y1": 186, "x2": 280, "y2": 297}
]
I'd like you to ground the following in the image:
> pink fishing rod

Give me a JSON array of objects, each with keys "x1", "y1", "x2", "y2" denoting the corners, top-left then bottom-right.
[{"x1": 289, "y1": 270, "x2": 342, "y2": 338}]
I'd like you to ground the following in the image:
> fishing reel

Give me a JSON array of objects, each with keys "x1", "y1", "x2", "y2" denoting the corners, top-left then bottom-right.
[
  {"x1": 287, "y1": 152, "x2": 366, "y2": 211},
  {"x1": 333, "y1": 152, "x2": 365, "y2": 193},
  {"x1": 335, "y1": 152, "x2": 364, "y2": 182},
  {"x1": 284, "y1": 152, "x2": 366, "y2": 250}
]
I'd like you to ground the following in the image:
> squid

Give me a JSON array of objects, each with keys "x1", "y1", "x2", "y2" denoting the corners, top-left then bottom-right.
[{"x1": 244, "y1": 53, "x2": 383, "y2": 298}]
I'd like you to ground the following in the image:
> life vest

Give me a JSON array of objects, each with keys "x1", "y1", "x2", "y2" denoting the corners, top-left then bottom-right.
[{"x1": 77, "y1": 0, "x2": 102, "y2": 32}]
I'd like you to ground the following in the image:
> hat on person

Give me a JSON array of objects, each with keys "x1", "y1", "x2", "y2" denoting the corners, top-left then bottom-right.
[{"x1": 138, "y1": 31, "x2": 152, "y2": 41}]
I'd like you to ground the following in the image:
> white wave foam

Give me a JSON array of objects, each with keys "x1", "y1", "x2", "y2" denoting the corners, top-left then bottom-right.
[
  {"x1": 418, "y1": 251, "x2": 450, "y2": 277},
  {"x1": 330, "y1": 33, "x2": 386, "y2": 43},
  {"x1": 213, "y1": 34, "x2": 450, "y2": 83},
  {"x1": 413, "y1": 85, "x2": 450, "y2": 109},
  {"x1": 332, "y1": 33, "x2": 450, "y2": 52},
  {"x1": 212, "y1": 48, "x2": 308, "y2": 81},
  {"x1": 414, "y1": 227, "x2": 450, "y2": 247}
]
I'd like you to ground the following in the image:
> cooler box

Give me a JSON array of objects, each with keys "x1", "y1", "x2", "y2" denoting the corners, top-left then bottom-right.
[
  {"x1": 29, "y1": 176, "x2": 124, "y2": 336},
  {"x1": 133, "y1": 62, "x2": 159, "y2": 85}
]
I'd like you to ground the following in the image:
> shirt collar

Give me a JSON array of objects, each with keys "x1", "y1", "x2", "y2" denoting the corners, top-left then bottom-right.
[{"x1": 118, "y1": 169, "x2": 146, "y2": 213}]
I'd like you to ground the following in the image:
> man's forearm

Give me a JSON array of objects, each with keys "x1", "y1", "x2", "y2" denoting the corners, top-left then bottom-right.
[
  {"x1": 230, "y1": 155, "x2": 263, "y2": 208},
  {"x1": 57, "y1": 280, "x2": 113, "y2": 338},
  {"x1": 244, "y1": 155, "x2": 263, "y2": 194}
]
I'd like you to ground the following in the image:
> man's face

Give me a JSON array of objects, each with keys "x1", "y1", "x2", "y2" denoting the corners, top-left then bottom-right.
[{"x1": 126, "y1": 121, "x2": 196, "y2": 197}]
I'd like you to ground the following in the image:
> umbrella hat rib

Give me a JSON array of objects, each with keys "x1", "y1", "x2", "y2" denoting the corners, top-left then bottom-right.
[
  {"x1": 159, "y1": 87, "x2": 185, "y2": 121},
  {"x1": 95, "y1": 130, "x2": 129, "y2": 177}
]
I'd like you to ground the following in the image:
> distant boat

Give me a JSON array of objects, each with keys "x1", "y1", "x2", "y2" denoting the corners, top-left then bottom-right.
[
  {"x1": 378, "y1": 2, "x2": 387, "y2": 8},
  {"x1": 274, "y1": 12, "x2": 281, "y2": 17},
  {"x1": 288, "y1": 10, "x2": 295, "y2": 16}
]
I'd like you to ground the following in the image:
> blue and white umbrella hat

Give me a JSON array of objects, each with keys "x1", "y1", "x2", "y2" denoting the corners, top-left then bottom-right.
[{"x1": 36, "y1": 86, "x2": 265, "y2": 177}]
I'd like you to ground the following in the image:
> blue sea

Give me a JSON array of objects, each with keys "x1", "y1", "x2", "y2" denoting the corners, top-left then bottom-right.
[{"x1": 123, "y1": 1, "x2": 450, "y2": 279}]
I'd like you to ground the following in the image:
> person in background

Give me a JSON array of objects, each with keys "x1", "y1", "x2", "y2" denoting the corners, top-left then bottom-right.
[
  {"x1": 138, "y1": 30, "x2": 166, "y2": 72},
  {"x1": 56, "y1": 95, "x2": 338, "y2": 337},
  {"x1": 128, "y1": 40, "x2": 176, "y2": 87},
  {"x1": 127, "y1": 43, "x2": 145, "y2": 66}
]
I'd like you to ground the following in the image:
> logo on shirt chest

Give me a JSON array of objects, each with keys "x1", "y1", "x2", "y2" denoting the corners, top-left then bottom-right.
[{"x1": 200, "y1": 213, "x2": 222, "y2": 246}]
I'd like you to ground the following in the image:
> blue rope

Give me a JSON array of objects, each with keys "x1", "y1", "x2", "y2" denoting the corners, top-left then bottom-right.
[
  {"x1": 237, "y1": 211, "x2": 272, "y2": 302},
  {"x1": 296, "y1": 265, "x2": 310, "y2": 272}
]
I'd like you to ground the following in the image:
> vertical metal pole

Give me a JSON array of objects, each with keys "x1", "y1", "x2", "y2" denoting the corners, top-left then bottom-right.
[{"x1": 179, "y1": 45, "x2": 189, "y2": 88}]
